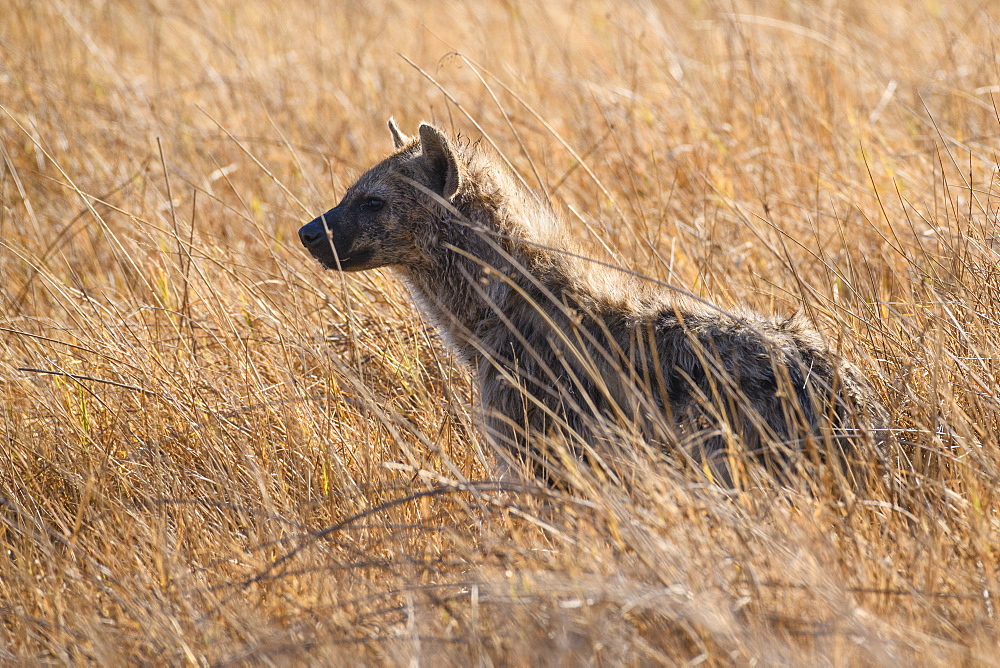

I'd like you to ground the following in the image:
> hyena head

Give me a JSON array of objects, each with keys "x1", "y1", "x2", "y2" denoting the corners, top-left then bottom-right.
[{"x1": 298, "y1": 120, "x2": 462, "y2": 271}]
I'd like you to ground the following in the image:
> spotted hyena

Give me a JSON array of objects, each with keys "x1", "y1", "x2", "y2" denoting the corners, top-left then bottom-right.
[{"x1": 299, "y1": 120, "x2": 888, "y2": 485}]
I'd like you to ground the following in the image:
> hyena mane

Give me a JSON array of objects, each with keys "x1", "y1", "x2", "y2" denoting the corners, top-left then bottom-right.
[{"x1": 299, "y1": 120, "x2": 889, "y2": 486}]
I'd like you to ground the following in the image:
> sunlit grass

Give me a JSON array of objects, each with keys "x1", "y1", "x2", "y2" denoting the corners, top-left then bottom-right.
[{"x1": 1, "y1": 0, "x2": 998, "y2": 663}]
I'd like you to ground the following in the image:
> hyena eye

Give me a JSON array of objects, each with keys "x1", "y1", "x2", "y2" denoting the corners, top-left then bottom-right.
[{"x1": 360, "y1": 198, "x2": 384, "y2": 212}]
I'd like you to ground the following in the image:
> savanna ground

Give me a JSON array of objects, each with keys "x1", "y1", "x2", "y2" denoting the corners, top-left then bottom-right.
[{"x1": 1, "y1": 0, "x2": 999, "y2": 664}]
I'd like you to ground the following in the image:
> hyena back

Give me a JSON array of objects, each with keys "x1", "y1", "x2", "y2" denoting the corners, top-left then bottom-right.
[{"x1": 299, "y1": 121, "x2": 889, "y2": 485}]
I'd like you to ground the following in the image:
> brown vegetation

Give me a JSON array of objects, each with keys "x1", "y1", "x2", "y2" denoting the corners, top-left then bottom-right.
[{"x1": 1, "y1": 0, "x2": 998, "y2": 663}]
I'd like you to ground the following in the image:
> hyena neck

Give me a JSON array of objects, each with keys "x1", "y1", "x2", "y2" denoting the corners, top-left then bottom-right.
[{"x1": 398, "y1": 167, "x2": 572, "y2": 365}]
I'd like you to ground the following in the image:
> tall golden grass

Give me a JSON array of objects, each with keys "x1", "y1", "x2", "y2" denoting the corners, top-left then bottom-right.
[{"x1": 1, "y1": 0, "x2": 997, "y2": 663}]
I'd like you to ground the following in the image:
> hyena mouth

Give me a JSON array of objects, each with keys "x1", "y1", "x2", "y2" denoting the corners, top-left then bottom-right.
[{"x1": 316, "y1": 246, "x2": 374, "y2": 271}]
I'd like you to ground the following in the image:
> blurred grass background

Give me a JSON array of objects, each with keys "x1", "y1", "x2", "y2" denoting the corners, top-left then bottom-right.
[{"x1": 1, "y1": 0, "x2": 998, "y2": 663}]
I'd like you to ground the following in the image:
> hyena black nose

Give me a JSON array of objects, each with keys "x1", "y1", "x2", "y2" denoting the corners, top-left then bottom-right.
[{"x1": 298, "y1": 220, "x2": 326, "y2": 247}]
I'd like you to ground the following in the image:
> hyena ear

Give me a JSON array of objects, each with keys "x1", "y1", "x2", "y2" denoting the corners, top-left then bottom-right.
[
  {"x1": 418, "y1": 123, "x2": 461, "y2": 200},
  {"x1": 388, "y1": 117, "x2": 408, "y2": 149}
]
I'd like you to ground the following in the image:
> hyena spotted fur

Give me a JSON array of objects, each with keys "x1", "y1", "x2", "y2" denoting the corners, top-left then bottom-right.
[{"x1": 299, "y1": 120, "x2": 888, "y2": 485}]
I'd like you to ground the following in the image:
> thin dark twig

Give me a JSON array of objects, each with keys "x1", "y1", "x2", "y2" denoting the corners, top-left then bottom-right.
[{"x1": 17, "y1": 367, "x2": 156, "y2": 394}]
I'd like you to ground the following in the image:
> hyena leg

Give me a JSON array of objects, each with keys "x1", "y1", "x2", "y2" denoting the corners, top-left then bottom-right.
[{"x1": 480, "y1": 411, "x2": 532, "y2": 481}]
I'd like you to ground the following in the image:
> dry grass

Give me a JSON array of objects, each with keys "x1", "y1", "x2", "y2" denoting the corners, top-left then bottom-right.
[{"x1": 1, "y1": 0, "x2": 999, "y2": 663}]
